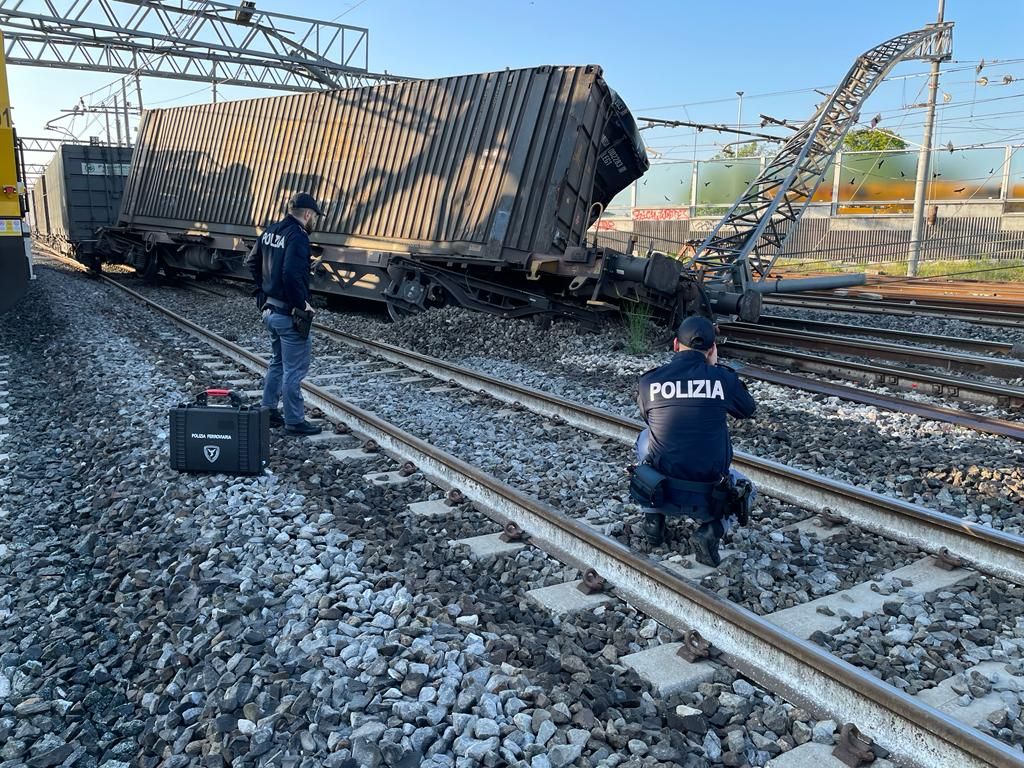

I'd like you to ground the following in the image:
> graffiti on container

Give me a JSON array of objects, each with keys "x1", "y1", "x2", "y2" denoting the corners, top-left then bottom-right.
[
  {"x1": 81, "y1": 162, "x2": 131, "y2": 176},
  {"x1": 632, "y1": 207, "x2": 689, "y2": 221}
]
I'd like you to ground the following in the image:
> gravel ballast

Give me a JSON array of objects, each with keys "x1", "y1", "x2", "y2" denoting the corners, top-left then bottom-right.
[
  {"x1": 309, "y1": 304, "x2": 1024, "y2": 536},
  {"x1": 115, "y1": 278, "x2": 929, "y2": 615},
  {"x1": 1, "y1": 258, "x2": 916, "y2": 767},
  {"x1": 814, "y1": 574, "x2": 1024, "y2": 750}
]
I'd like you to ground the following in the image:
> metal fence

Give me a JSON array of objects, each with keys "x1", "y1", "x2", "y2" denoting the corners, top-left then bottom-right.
[
  {"x1": 609, "y1": 145, "x2": 1024, "y2": 215},
  {"x1": 595, "y1": 216, "x2": 1024, "y2": 264},
  {"x1": 595, "y1": 144, "x2": 1024, "y2": 264}
]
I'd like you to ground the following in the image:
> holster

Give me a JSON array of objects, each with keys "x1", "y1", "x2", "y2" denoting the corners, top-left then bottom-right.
[
  {"x1": 710, "y1": 477, "x2": 733, "y2": 520},
  {"x1": 291, "y1": 307, "x2": 313, "y2": 339},
  {"x1": 711, "y1": 476, "x2": 754, "y2": 525},
  {"x1": 730, "y1": 478, "x2": 754, "y2": 525},
  {"x1": 629, "y1": 463, "x2": 667, "y2": 507}
]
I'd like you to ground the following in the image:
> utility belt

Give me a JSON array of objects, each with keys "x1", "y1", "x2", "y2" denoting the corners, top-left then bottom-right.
[
  {"x1": 629, "y1": 463, "x2": 754, "y2": 525},
  {"x1": 263, "y1": 296, "x2": 293, "y2": 314},
  {"x1": 262, "y1": 296, "x2": 313, "y2": 338}
]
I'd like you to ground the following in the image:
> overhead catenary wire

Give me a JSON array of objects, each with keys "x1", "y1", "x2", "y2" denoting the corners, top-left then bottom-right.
[
  {"x1": 331, "y1": 0, "x2": 372, "y2": 21},
  {"x1": 640, "y1": 68, "x2": 1024, "y2": 163},
  {"x1": 635, "y1": 59, "x2": 1024, "y2": 114}
]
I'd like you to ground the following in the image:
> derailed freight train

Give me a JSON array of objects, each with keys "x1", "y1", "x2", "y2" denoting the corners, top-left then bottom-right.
[{"x1": 99, "y1": 65, "x2": 708, "y2": 322}]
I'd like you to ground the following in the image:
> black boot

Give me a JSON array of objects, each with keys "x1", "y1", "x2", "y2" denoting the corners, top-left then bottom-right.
[
  {"x1": 642, "y1": 513, "x2": 666, "y2": 546},
  {"x1": 692, "y1": 522, "x2": 722, "y2": 567},
  {"x1": 285, "y1": 420, "x2": 323, "y2": 436},
  {"x1": 267, "y1": 408, "x2": 285, "y2": 428}
]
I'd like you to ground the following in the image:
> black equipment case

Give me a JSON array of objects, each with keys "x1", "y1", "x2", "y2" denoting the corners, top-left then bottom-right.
[{"x1": 169, "y1": 389, "x2": 269, "y2": 474}]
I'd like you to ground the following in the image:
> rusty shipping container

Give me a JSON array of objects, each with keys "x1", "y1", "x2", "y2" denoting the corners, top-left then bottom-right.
[
  {"x1": 120, "y1": 64, "x2": 645, "y2": 256},
  {"x1": 107, "y1": 65, "x2": 685, "y2": 318}
]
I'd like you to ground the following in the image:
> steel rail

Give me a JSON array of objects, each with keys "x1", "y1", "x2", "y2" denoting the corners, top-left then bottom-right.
[
  {"x1": 316, "y1": 324, "x2": 1024, "y2": 586},
  {"x1": 830, "y1": 287, "x2": 1024, "y2": 311},
  {"x1": 123, "y1": 267, "x2": 1024, "y2": 437},
  {"x1": 764, "y1": 294, "x2": 1024, "y2": 329},
  {"x1": 722, "y1": 341, "x2": 1024, "y2": 408},
  {"x1": 737, "y1": 363, "x2": 1024, "y2": 441},
  {"x1": 58, "y1": 258, "x2": 1024, "y2": 768},
  {"x1": 721, "y1": 324, "x2": 1024, "y2": 380},
  {"x1": 755, "y1": 314, "x2": 1018, "y2": 357}
]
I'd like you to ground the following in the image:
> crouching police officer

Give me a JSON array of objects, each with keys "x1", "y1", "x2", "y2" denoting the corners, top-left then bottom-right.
[
  {"x1": 245, "y1": 192, "x2": 323, "y2": 436},
  {"x1": 632, "y1": 316, "x2": 757, "y2": 566}
]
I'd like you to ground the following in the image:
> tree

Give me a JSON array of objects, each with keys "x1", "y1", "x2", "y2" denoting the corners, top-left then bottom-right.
[{"x1": 843, "y1": 129, "x2": 907, "y2": 152}]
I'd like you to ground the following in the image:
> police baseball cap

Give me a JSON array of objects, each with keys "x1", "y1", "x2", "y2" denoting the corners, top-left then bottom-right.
[
  {"x1": 289, "y1": 192, "x2": 323, "y2": 216},
  {"x1": 676, "y1": 315, "x2": 717, "y2": 351}
]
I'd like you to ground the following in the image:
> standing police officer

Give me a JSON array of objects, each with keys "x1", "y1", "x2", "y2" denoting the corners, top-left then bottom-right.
[
  {"x1": 635, "y1": 315, "x2": 757, "y2": 566},
  {"x1": 245, "y1": 192, "x2": 323, "y2": 436}
]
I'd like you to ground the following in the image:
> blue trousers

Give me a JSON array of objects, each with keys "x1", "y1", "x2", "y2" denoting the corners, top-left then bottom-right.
[
  {"x1": 634, "y1": 428, "x2": 756, "y2": 528},
  {"x1": 261, "y1": 311, "x2": 311, "y2": 426}
]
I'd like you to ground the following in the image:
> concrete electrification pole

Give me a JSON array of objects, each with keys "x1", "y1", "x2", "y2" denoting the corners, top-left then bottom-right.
[{"x1": 907, "y1": 0, "x2": 947, "y2": 277}]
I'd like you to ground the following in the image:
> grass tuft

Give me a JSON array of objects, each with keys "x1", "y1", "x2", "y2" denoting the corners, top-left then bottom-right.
[{"x1": 622, "y1": 301, "x2": 654, "y2": 355}]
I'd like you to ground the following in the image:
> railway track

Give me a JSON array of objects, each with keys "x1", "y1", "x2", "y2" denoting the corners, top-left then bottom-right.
[
  {"x1": 180, "y1": 268, "x2": 1024, "y2": 440},
  {"x1": 831, "y1": 281, "x2": 1024, "y2": 310},
  {"x1": 765, "y1": 294, "x2": 1024, "y2": 329},
  {"x1": 60, "y1": 261, "x2": 1024, "y2": 582},
  {"x1": 44, "y1": 249, "x2": 1024, "y2": 768},
  {"x1": 754, "y1": 314, "x2": 1021, "y2": 357},
  {"x1": 720, "y1": 335, "x2": 1024, "y2": 410},
  {"x1": 736, "y1": 363, "x2": 1024, "y2": 441},
  {"x1": 768, "y1": 275, "x2": 1024, "y2": 310},
  {"x1": 721, "y1": 324, "x2": 1024, "y2": 381}
]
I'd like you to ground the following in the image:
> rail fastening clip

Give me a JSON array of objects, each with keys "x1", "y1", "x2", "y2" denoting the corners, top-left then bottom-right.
[
  {"x1": 676, "y1": 629, "x2": 712, "y2": 662},
  {"x1": 832, "y1": 723, "x2": 876, "y2": 766},
  {"x1": 577, "y1": 568, "x2": 607, "y2": 595},
  {"x1": 935, "y1": 547, "x2": 963, "y2": 571}
]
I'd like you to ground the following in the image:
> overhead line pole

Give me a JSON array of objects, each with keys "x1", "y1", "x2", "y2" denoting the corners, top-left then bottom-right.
[
  {"x1": 907, "y1": 0, "x2": 950, "y2": 277},
  {"x1": 121, "y1": 78, "x2": 130, "y2": 144}
]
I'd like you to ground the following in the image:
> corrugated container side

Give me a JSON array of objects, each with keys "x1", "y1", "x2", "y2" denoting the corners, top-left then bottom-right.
[
  {"x1": 60, "y1": 145, "x2": 133, "y2": 244},
  {"x1": 33, "y1": 144, "x2": 133, "y2": 248},
  {"x1": 119, "y1": 65, "x2": 625, "y2": 260},
  {"x1": 42, "y1": 152, "x2": 64, "y2": 242},
  {"x1": 29, "y1": 177, "x2": 47, "y2": 235}
]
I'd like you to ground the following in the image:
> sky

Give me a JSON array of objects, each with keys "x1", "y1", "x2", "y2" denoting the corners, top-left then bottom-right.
[{"x1": 12, "y1": 0, "x2": 1024, "y2": 172}]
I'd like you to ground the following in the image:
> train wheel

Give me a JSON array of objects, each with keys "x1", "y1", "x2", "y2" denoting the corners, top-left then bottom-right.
[
  {"x1": 384, "y1": 273, "x2": 451, "y2": 322},
  {"x1": 386, "y1": 298, "x2": 419, "y2": 323}
]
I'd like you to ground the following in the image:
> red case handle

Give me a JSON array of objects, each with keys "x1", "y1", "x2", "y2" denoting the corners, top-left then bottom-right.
[{"x1": 194, "y1": 388, "x2": 243, "y2": 407}]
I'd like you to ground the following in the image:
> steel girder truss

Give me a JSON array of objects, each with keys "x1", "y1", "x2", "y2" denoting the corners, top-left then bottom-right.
[
  {"x1": 0, "y1": 0, "x2": 407, "y2": 91},
  {"x1": 19, "y1": 135, "x2": 62, "y2": 151},
  {"x1": 691, "y1": 23, "x2": 953, "y2": 292}
]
